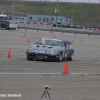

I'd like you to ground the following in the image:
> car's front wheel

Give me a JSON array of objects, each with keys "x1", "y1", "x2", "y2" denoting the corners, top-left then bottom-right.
[
  {"x1": 68, "y1": 53, "x2": 74, "y2": 61},
  {"x1": 27, "y1": 57, "x2": 33, "y2": 61},
  {"x1": 57, "y1": 53, "x2": 63, "y2": 62}
]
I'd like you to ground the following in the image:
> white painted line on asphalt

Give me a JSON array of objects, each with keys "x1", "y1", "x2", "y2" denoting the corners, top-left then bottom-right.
[
  {"x1": 0, "y1": 73, "x2": 61, "y2": 75},
  {"x1": 70, "y1": 73, "x2": 89, "y2": 75},
  {"x1": 0, "y1": 72, "x2": 100, "y2": 75},
  {"x1": 0, "y1": 56, "x2": 26, "y2": 59}
]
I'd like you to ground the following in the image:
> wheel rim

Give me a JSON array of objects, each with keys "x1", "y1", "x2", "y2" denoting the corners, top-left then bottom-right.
[
  {"x1": 71, "y1": 54, "x2": 74, "y2": 60},
  {"x1": 58, "y1": 54, "x2": 62, "y2": 61}
]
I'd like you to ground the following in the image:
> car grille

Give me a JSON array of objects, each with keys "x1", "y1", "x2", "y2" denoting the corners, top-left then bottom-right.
[
  {"x1": 29, "y1": 52, "x2": 36, "y2": 56},
  {"x1": 28, "y1": 52, "x2": 57, "y2": 59},
  {"x1": 37, "y1": 53, "x2": 48, "y2": 56}
]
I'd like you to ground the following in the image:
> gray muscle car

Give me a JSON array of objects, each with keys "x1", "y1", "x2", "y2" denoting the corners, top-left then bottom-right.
[{"x1": 26, "y1": 38, "x2": 74, "y2": 62}]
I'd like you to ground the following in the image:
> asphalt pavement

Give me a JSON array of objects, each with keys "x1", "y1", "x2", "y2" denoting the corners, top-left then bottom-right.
[{"x1": 0, "y1": 29, "x2": 100, "y2": 100}]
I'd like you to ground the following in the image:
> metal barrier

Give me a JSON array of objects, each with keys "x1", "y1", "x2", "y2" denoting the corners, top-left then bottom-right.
[{"x1": 17, "y1": 23, "x2": 100, "y2": 36}]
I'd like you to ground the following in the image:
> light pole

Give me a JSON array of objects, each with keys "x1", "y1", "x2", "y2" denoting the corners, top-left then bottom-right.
[
  {"x1": 12, "y1": 0, "x2": 15, "y2": 23},
  {"x1": 51, "y1": 14, "x2": 52, "y2": 30},
  {"x1": 55, "y1": 8, "x2": 60, "y2": 27},
  {"x1": 2, "y1": 8, "x2": 5, "y2": 15}
]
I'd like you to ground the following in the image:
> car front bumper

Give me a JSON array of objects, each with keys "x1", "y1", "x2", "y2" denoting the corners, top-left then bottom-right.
[{"x1": 27, "y1": 51, "x2": 59, "y2": 60}]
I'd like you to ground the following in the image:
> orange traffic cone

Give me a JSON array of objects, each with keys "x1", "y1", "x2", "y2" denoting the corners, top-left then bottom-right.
[
  {"x1": 34, "y1": 38, "x2": 36, "y2": 41},
  {"x1": 71, "y1": 40, "x2": 74, "y2": 44},
  {"x1": 28, "y1": 38, "x2": 30, "y2": 43},
  {"x1": 18, "y1": 37, "x2": 20, "y2": 40},
  {"x1": 25, "y1": 49, "x2": 28, "y2": 55},
  {"x1": 63, "y1": 62, "x2": 69, "y2": 74},
  {"x1": 80, "y1": 38, "x2": 82, "y2": 41},
  {"x1": 38, "y1": 38, "x2": 41, "y2": 40},
  {"x1": 7, "y1": 51, "x2": 11, "y2": 59},
  {"x1": 8, "y1": 47, "x2": 12, "y2": 52},
  {"x1": 7, "y1": 48, "x2": 11, "y2": 59},
  {"x1": 24, "y1": 33, "x2": 26, "y2": 36}
]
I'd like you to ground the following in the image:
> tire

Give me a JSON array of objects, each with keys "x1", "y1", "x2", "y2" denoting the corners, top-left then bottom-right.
[
  {"x1": 68, "y1": 53, "x2": 74, "y2": 61},
  {"x1": 27, "y1": 57, "x2": 33, "y2": 61},
  {"x1": 57, "y1": 53, "x2": 63, "y2": 62}
]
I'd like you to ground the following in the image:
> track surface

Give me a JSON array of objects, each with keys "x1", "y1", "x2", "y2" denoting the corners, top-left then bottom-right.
[{"x1": 0, "y1": 29, "x2": 100, "y2": 100}]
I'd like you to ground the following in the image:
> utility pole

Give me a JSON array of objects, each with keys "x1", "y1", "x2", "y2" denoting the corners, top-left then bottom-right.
[
  {"x1": 55, "y1": 8, "x2": 60, "y2": 27},
  {"x1": 2, "y1": 8, "x2": 5, "y2": 15},
  {"x1": 12, "y1": 0, "x2": 15, "y2": 23},
  {"x1": 51, "y1": 15, "x2": 52, "y2": 30}
]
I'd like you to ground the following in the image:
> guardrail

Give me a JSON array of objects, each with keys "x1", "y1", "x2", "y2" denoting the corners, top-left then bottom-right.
[{"x1": 17, "y1": 23, "x2": 100, "y2": 36}]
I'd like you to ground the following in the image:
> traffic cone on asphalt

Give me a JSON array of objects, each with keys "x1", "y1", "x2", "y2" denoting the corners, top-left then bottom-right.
[
  {"x1": 7, "y1": 48, "x2": 11, "y2": 59},
  {"x1": 71, "y1": 40, "x2": 74, "y2": 44},
  {"x1": 38, "y1": 38, "x2": 41, "y2": 40},
  {"x1": 63, "y1": 62, "x2": 69, "y2": 74},
  {"x1": 28, "y1": 38, "x2": 30, "y2": 43},
  {"x1": 25, "y1": 49, "x2": 28, "y2": 55},
  {"x1": 24, "y1": 33, "x2": 26, "y2": 36},
  {"x1": 80, "y1": 38, "x2": 82, "y2": 41},
  {"x1": 34, "y1": 38, "x2": 36, "y2": 41},
  {"x1": 8, "y1": 47, "x2": 12, "y2": 52},
  {"x1": 18, "y1": 37, "x2": 20, "y2": 40},
  {"x1": 7, "y1": 51, "x2": 11, "y2": 59}
]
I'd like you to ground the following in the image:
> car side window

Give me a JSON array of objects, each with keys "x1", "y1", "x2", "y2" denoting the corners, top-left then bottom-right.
[
  {"x1": 64, "y1": 41, "x2": 71, "y2": 46},
  {"x1": 62, "y1": 41, "x2": 66, "y2": 47}
]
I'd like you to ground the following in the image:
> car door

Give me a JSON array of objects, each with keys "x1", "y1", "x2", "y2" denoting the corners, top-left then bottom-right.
[
  {"x1": 61, "y1": 41, "x2": 67, "y2": 58},
  {"x1": 63, "y1": 41, "x2": 70, "y2": 58}
]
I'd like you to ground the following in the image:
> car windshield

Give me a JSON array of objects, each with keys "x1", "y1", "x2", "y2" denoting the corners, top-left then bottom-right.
[{"x1": 35, "y1": 39, "x2": 62, "y2": 46}]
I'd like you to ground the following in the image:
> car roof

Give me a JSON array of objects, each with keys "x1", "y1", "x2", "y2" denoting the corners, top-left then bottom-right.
[
  {"x1": 41, "y1": 38, "x2": 62, "y2": 41},
  {"x1": 40, "y1": 38, "x2": 71, "y2": 44}
]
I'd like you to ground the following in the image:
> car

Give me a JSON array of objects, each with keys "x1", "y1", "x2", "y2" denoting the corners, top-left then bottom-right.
[
  {"x1": 26, "y1": 38, "x2": 74, "y2": 62},
  {"x1": 0, "y1": 20, "x2": 17, "y2": 30}
]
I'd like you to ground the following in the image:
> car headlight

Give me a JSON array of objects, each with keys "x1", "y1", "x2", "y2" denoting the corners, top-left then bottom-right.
[{"x1": 29, "y1": 47, "x2": 34, "y2": 51}]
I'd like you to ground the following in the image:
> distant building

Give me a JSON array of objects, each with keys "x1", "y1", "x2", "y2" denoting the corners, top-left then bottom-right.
[{"x1": 7, "y1": 14, "x2": 73, "y2": 25}]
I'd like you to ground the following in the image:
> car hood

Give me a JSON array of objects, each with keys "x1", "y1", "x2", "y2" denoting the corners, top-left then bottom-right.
[{"x1": 29, "y1": 44, "x2": 59, "y2": 51}]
